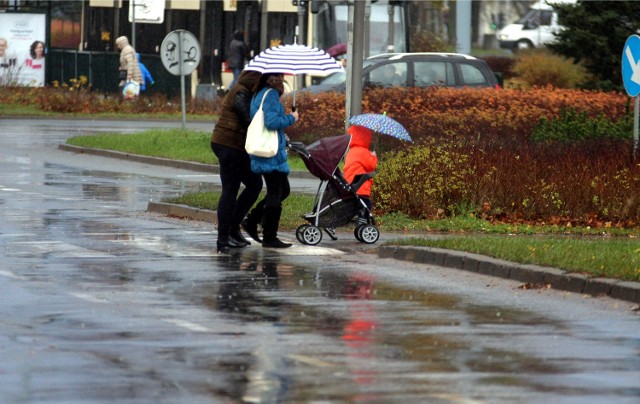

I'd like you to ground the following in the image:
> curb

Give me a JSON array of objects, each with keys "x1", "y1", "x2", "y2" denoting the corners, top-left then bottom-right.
[
  {"x1": 58, "y1": 144, "x2": 314, "y2": 178},
  {"x1": 378, "y1": 246, "x2": 640, "y2": 305},
  {"x1": 147, "y1": 201, "x2": 217, "y2": 223}
]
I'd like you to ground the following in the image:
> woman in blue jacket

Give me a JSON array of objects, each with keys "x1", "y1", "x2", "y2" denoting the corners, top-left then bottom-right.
[{"x1": 244, "y1": 73, "x2": 298, "y2": 248}]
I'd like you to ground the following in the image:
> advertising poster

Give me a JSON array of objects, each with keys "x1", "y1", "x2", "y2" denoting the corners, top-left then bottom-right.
[{"x1": 0, "y1": 13, "x2": 47, "y2": 87}]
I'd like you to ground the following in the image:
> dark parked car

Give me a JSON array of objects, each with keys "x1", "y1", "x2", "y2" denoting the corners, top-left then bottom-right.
[{"x1": 305, "y1": 52, "x2": 501, "y2": 93}]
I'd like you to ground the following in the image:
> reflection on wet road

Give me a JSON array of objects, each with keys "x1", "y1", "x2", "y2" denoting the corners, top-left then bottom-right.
[{"x1": 1, "y1": 118, "x2": 639, "y2": 402}]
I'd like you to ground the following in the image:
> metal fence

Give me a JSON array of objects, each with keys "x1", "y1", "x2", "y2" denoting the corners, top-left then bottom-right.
[{"x1": 47, "y1": 49, "x2": 187, "y2": 99}]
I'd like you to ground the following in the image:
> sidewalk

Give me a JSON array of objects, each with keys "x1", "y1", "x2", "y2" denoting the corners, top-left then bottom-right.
[{"x1": 62, "y1": 144, "x2": 640, "y2": 306}]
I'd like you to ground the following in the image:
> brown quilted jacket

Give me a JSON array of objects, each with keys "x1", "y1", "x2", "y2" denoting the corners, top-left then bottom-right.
[
  {"x1": 211, "y1": 70, "x2": 261, "y2": 150},
  {"x1": 115, "y1": 36, "x2": 142, "y2": 84}
]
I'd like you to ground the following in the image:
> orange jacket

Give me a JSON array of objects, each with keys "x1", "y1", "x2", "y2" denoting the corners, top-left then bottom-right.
[{"x1": 344, "y1": 125, "x2": 378, "y2": 197}]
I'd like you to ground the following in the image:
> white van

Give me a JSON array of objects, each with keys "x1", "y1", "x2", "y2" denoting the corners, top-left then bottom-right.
[{"x1": 497, "y1": 0, "x2": 574, "y2": 52}]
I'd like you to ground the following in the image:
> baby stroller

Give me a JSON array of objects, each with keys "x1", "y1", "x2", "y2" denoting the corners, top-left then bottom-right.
[{"x1": 289, "y1": 135, "x2": 380, "y2": 245}]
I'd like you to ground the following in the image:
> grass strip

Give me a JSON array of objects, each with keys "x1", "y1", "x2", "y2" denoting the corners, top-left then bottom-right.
[
  {"x1": 67, "y1": 129, "x2": 216, "y2": 164},
  {"x1": 394, "y1": 235, "x2": 640, "y2": 282},
  {"x1": 67, "y1": 129, "x2": 309, "y2": 170}
]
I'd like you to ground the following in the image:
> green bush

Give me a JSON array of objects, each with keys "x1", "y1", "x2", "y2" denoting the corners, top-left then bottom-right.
[
  {"x1": 410, "y1": 28, "x2": 448, "y2": 52},
  {"x1": 373, "y1": 138, "x2": 474, "y2": 219},
  {"x1": 511, "y1": 50, "x2": 590, "y2": 89},
  {"x1": 532, "y1": 108, "x2": 633, "y2": 143}
]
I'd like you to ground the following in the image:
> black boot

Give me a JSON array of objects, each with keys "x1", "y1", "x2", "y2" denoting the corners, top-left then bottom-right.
[
  {"x1": 241, "y1": 208, "x2": 263, "y2": 243},
  {"x1": 230, "y1": 227, "x2": 250, "y2": 246},
  {"x1": 262, "y1": 207, "x2": 292, "y2": 249},
  {"x1": 217, "y1": 233, "x2": 245, "y2": 252}
]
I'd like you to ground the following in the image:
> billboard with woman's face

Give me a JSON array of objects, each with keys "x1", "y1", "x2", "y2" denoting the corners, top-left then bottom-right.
[{"x1": 0, "y1": 13, "x2": 47, "y2": 87}]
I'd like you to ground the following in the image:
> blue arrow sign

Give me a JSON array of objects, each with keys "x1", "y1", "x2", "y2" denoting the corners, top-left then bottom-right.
[{"x1": 622, "y1": 35, "x2": 640, "y2": 97}]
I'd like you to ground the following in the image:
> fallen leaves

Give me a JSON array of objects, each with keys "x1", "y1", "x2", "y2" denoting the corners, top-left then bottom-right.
[{"x1": 517, "y1": 282, "x2": 552, "y2": 290}]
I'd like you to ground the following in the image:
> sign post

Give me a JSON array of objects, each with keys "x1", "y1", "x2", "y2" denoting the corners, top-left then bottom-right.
[
  {"x1": 129, "y1": 0, "x2": 165, "y2": 50},
  {"x1": 160, "y1": 30, "x2": 201, "y2": 130},
  {"x1": 622, "y1": 34, "x2": 640, "y2": 160}
]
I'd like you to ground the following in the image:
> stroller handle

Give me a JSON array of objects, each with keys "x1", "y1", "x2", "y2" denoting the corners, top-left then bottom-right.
[
  {"x1": 288, "y1": 141, "x2": 309, "y2": 156},
  {"x1": 351, "y1": 171, "x2": 376, "y2": 193}
]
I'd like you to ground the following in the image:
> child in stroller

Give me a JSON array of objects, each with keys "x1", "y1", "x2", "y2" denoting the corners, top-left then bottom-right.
[
  {"x1": 344, "y1": 125, "x2": 378, "y2": 216},
  {"x1": 288, "y1": 133, "x2": 380, "y2": 245}
]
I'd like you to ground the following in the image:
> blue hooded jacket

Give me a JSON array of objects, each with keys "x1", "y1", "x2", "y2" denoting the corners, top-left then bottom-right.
[
  {"x1": 249, "y1": 87, "x2": 295, "y2": 174},
  {"x1": 136, "y1": 53, "x2": 154, "y2": 91}
]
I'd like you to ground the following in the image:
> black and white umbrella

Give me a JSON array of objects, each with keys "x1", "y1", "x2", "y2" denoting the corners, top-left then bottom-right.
[
  {"x1": 245, "y1": 43, "x2": 344, "y2": 109},
  {"x1": 245, "y1": 43, "x2": 344, "y2": 76}
]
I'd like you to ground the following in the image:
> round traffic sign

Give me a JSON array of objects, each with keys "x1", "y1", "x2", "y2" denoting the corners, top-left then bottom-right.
[
  {"x1": 622, "y1": 34, "x2": 640, "y2": 97},
  {"x1": 160, "y1": 30, "x2": 201, "y2": 76}
]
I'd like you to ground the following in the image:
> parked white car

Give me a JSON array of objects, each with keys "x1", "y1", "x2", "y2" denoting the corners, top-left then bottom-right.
[{"x1": 497, "y1": 0, "x2": 574, "y2": 52}]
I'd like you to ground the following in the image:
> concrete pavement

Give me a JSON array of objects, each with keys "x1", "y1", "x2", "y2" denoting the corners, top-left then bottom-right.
[{"x1": 60, "y1": 143, "x2": 640, "y2": 305}]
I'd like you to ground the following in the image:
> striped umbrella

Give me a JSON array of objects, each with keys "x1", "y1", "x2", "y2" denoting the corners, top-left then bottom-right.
[
  {"x1": 245, "y1": 43, "x2": 344, "y2": 109},
  {"x1": 245, "y1": 43, "x2": 344, "y2": 76}
]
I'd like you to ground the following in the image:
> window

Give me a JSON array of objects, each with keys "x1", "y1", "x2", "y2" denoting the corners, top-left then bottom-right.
[
  {"x1": 414, "y1": 61, "x2": 454, "y2": 87},
  {"x1": 369, "y1": 62, "x2": 405, "y2": 87},
  {"x1": 459, "y1": 63, "x2": 488, "y2": 86}
]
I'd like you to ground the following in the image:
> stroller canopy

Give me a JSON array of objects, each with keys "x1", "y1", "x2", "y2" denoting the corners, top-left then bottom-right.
[{"x1": 303, "y1": 135, "x2": 351, "y2": 180}]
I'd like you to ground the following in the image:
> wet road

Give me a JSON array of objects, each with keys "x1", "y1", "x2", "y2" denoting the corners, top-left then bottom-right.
[{"x1": 1, "y1": 118, "x2": 639, "y2": 403}]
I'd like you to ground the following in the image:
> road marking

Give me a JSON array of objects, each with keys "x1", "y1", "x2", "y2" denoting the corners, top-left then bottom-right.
[
  {"x1": 163, "y1": 318, "x2": 211, "y2": 332},
  {"x1": 109, "y1": 235, "x2": 215, "y2": 257},
  {"x1": 69, "y1": 292, "x2": 110, "y2": 304},
  {"x1": 0, "y1": 233, "x2": 38, "y2": 238},
  {"x1": 270, "y1": 244, "x2": 345, "y2": 255},
  {"x1": 288, "y1": 354, "x2": 337, "y2": 367},
  {"x1": 0, "y1": 270, "x2": 27, "y2": 280},
  {"x1": 7, "y1": 241, "x2": 115, "y2": 258}
]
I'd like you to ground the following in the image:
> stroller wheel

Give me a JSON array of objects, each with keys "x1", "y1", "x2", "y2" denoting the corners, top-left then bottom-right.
[
  {"x1": 358, "y1": 224, "x2": 380, "y2": 244},
  {"x1": 354, "y1": 224, "x2": 364, "y2": 242},
  {"x1": 302, "y1": 225, "x2": 323, "y2": 245},
  {"x1": 296, "y1": 225, "x2": 309, "y2": 244}
]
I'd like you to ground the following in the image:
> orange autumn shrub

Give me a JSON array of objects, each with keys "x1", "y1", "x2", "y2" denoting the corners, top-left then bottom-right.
[{"x1": 288, "y1": 86, "x2": 629, "y2": 148}]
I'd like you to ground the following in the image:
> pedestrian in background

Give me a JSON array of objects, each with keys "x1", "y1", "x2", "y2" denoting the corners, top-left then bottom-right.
[
  {"x1": 227, "y1": 30, "x2": 249, "y2": 89},
  {"x1": 115, "y1": 36, "x2": 142, "y2": 93},
  {"x1": 211, "y1": 70, "x2": 264, "y2": 253},
  {"x1": 244, "y1": 73, "x2": 299, "y2": 249},
  {"x1": 136, "y1": 53, "x2": 154, "y2": 92}
]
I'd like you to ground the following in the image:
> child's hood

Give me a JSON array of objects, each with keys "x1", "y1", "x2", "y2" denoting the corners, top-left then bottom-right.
[{"x1": 348, "y1": 125, "x2": 372, "y2": 148}]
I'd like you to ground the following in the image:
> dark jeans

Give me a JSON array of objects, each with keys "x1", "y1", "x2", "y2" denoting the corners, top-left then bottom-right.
[
  {"x1": 263, "y1": 171, "x2": 290, "y2": 209},
  {"x1": 247, "y1": 171, "x2": 290, "y2": 222},
  {"x1": 211, "y1": 142, "x2": 263, "y2": 236}
]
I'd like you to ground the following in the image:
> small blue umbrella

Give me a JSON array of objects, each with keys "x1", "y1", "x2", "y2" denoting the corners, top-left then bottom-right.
[{"x1": 348, "y1": 113, "x2": 412, "y2": 142}]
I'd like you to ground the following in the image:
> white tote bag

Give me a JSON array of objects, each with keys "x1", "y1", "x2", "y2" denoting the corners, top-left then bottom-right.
[{"x1": 245, "y1": 89, "x2": 279, "y2": 158}]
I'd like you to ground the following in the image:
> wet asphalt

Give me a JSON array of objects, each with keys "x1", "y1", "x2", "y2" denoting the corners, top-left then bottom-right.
[{"x1": 1, "y1": 117, "x2": 639, "y2": 403}]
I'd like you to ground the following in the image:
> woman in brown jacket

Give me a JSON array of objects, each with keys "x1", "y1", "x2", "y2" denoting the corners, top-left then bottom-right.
[{"x1": 211, "y1": 70, "x2": 264, "y2": 252}]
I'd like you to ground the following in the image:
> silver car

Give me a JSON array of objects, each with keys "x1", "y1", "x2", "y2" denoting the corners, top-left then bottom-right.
[{"x1": 306, "y1": 52, "x2": 501, "y2": 93}]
